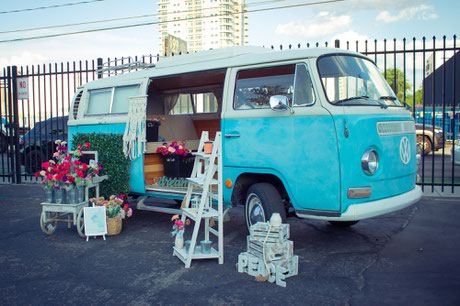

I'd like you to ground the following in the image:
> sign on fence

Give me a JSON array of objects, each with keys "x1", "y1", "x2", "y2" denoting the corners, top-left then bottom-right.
[{"x1": 17, "y1": 77, "x2": 28, "y2": 100}]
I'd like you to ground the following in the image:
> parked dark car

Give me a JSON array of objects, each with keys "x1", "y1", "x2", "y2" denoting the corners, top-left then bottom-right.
[
  {"x1": 415, "y1": 123, "x2": 444, "y2": 155},
  {"x1": 21, "y1": 116, "x2": 68, "y2": 174}
]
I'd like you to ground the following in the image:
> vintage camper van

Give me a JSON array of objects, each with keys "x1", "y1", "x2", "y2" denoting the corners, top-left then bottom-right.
[{"x1": 68, "y1": 46, "x2": 422, "y2": 229}]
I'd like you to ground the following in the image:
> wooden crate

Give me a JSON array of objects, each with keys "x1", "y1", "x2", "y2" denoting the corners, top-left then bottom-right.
[{"x1": 249, "y1": 222, "x2": 290, "y2": 243}]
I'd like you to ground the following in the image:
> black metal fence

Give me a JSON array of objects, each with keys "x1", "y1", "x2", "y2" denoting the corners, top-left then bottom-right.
[{"x1": 1, "y1": 35, "x2": 459, "y2": 192}]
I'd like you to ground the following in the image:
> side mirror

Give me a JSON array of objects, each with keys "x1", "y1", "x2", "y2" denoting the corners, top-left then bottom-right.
[{"x1": 269, "y1": 95, "x2": 289, "y2": 112}]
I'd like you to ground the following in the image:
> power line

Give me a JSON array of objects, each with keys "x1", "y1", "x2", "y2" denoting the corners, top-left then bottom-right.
[
  {"x1": 0, "y1": 0, "x2": 345, "y2": 44},
  {"x1": 0, "y1": 0, "x2": 108, "y2": 15},
  {"x1": 0, "y1": 0, "x2": 284, "y2": 35}
]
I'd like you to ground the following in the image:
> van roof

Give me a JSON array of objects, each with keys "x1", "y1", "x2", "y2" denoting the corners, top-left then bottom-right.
[{"x1": 84, "y1": 46, "x2": 362, "y2": 89}]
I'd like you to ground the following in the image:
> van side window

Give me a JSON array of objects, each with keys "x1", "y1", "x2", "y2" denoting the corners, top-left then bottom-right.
[
  {"x1": 112, "y1": 85, "x2": 140, "y2": 114},
  {"x1": 234, "y1": 65, "x2": 295, "y2": 110},
  {"x1": 86, "y1": 84, "x2": 140, "y2": 115},
  {"x1": 293, "y1": 64, "x2": 315, "y2": 106},
  {"x1": 87, "y1": 88, "x2": 112, "y2": 115}
]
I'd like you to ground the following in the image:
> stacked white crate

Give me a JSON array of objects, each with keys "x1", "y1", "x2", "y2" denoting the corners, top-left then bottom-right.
[{"x1": 237, "y1": 222, "x2": 298, "y2": 287}]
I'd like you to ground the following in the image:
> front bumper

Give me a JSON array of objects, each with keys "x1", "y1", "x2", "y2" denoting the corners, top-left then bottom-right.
[{"x1": 296, "y1": 186, "x2": 422, "y2": 221}]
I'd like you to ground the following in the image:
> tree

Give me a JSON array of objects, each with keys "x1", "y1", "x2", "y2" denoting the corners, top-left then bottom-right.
[
  {"x1": 383, "y1": 68, "x2": 413, "y2": 105},
  {"x1": 405, "y1": 87, "x2": 424, "y2": 107}
]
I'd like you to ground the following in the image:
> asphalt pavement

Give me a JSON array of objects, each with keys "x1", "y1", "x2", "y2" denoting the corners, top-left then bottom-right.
[{"x1": 0, "y1": 184, "x2": 459, "y2": 305}]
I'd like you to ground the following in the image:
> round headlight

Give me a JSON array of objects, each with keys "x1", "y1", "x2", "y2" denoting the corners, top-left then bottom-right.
[{"x1": 362, "y1": 149, "x2": 379, "y2": 175}]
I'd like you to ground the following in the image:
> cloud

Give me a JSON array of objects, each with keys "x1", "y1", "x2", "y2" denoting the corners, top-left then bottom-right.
[
  {"x1": 376, "y1": 4, "x2": 438, "y2": 23},
  {"x1": 275, "y1": 12, "x2": 352, "y2": 39},
  {"x1": 329, "y1": 30, "x2": 370, "y2": 47},
  {"x1": 329, "y1": 0, "x2": 430, "y2": 14},
  {"x1": 0, "y1": 51, "x2": 47, "y2": 68},
  {"x1": 0, "y1": 26, "x2": 159, "y2": 68}
]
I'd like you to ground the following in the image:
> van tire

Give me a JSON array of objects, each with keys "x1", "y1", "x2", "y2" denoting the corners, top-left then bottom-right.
[
  {"x1": 328, "y1": 220, "x2": 359, "y2": 227},
  {"x1": 244, "y1": 183, "x2": 286, "y2": 231}
]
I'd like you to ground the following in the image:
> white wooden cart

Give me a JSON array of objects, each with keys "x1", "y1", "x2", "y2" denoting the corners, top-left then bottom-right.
[{"x1": 39, "y1": 175, "x2": 108, "y2": 237}]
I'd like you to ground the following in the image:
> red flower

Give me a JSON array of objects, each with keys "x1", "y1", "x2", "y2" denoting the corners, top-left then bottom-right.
[
  {"x1": 82, "y1": 163, "x2": 88, "y2": 171},
  {"x1": 68, "y1": 176, "x2": 75, "y2": 183},
  {"x1": 46, "y1": 174, "x2": 53, "y2": 180},
  {"x1": 77, "y1": 144, "x2": 82, "y2": 149},
  {"x1": 41, "y1": 161, "x2": 49, "y2": 169},
  {"x1": 54, "y1": 174, "x2": 63, "y2": 181},
  {"x1": 34, "y1": 172, "x2": 39, "y2": 178},
  {"x1": 124, "y1": 204, "x2": 129, "y2": 211},
  {"x1": 77, "y1": 171, "x2": 84, "y2": 178},
  {"x1": 84, "y1": 142, "x2": 91, "y2": 149},
  {"x1": 74, "y1": 160, "x2": 82, "y2": 165},
  {"x1": 65, "y1": 155, "x2": 71, "y2": 161}
]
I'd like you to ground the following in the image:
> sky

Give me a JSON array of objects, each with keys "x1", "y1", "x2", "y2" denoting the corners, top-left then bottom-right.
[{"x1": 0, "y1": 0, "x2": 458, "y2": 68}]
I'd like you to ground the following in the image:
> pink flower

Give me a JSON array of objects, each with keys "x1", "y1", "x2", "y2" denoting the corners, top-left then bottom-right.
[
  {"x1": 39, "y1": 170, "x2": 46, "y2": 177},
  {"x1": 127, "y1": 208, "x2": 133, "y2": 217}
]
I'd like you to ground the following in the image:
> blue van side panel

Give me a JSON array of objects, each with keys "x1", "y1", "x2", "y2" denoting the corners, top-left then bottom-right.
[
  {"x1": 222, "y1": 116, "x2": 341, "y2": 212},
  {"x1": 335, "y1": 114, "x2": 417, "y2": 213},
  {"x1": 68, "y1": 123, "x2": 145, "y2": 194}
]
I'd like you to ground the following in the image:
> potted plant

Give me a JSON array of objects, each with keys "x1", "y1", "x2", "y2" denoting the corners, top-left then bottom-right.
[
  {"x1": 156, "y1": 140, "x2": 193, "y2": 178},
  {"x1": 90, "y1": 194, "x2": 133, "y2": 236},
  {"x1": 171, "y1": 214, "x2": 190, "y2": 249}
]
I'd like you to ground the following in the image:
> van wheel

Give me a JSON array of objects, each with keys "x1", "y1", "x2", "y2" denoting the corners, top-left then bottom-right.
[
  {"x1": 328, "y1": 220, "x2": 359, "y2": 227},
  {"x1": 417, "y1": 135, "x2": 432, "y2": 155},
  {"x1": 245, "y1": 183, "x2": 286, "y2": 230}
]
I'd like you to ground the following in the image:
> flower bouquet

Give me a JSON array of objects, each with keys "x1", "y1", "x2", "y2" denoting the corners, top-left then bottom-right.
[
  {"x1": 156, "y1": 141, "x2": 194, "y2": 178},
  {"x1": 90, "y1": 194, "x2": 133, "y2": 235},
  {"x1": 171, "y1": 214, "x2": 190, "y2": 249},
  {"x1": 35, "y1": 140, "x2": 101, "y2": 204}
]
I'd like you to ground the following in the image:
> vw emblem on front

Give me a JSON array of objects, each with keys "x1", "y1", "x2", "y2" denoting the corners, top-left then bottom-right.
[{"x1": 400, "y1": 137, "x2": 411, "y2": 165}]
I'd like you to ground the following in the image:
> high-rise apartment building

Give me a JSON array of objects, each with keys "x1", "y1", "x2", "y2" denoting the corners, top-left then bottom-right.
[{"x1": 158, "y1": 0, "x2": 248, "y2": 54}]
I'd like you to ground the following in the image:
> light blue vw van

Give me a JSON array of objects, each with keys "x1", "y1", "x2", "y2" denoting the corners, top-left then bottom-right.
[{"x1": 68, "y1": 46, "x2": 422, "y2": 229}]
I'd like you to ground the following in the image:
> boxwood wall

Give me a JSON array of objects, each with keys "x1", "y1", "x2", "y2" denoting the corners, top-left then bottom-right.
[{"x1": 72, "y1": 133, "x2": 130, "y2": 198}]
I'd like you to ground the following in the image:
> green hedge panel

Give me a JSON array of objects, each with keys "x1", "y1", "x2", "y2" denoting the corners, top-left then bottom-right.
[{"x1": 72, "y1": 133, "x2": 130, "y2": 198}]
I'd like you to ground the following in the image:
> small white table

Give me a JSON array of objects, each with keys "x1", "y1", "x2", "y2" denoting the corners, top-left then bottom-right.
[
  {"x1": 40, "y1": 201, "x2": 88, "y2": 237},
  {"x1": 39, "y1": 175, "x2": 108, "y2": 237}
]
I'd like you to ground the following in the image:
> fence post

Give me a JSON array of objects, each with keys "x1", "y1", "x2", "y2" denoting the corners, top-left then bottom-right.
[
  {"x1": 7, "y1": 66, "x2": 21, "y2": 184},
  {"x1": 97, "y1": 58, "x2": 103, "y2": 79},
  {"x1": 12, "y1": 66, "x2": 21, "y2": 184},
  {"x1": 335, "y1": 39, "x2": 340, "y2": 49}
]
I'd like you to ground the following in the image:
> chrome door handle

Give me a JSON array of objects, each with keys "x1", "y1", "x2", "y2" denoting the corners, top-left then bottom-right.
[{"x1": 224, "y1": 133, "x2": 240, "y2": 138}]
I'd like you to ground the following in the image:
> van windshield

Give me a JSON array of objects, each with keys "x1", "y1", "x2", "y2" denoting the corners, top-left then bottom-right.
[{"x1": 318, "y1": 55, "x2": 403, "y2": 107}]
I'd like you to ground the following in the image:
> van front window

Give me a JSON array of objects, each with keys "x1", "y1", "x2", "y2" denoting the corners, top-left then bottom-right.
[{"x1": 318, "y1": 55, "x2": 402, "y2": 107}]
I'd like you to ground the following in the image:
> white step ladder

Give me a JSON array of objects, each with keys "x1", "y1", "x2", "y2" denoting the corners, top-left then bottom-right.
[{"x1": 173, "y1": 131, "x2": 223, "y2": 268}]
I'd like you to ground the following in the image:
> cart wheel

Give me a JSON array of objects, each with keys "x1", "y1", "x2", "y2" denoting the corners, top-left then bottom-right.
[
  {"x1": 77, "y1": 209, "x2": 85, "y2": 238},
  {"x1": 40, "y1": 211, "x2": 58, "y2": 235}
]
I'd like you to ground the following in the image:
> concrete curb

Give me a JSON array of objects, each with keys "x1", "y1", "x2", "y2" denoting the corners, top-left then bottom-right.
[{"x1": 422, "y1": 186, "x2": 460, "y2": 198}]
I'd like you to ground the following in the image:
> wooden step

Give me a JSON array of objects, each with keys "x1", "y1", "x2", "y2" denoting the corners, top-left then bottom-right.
[{"x1": 182, "y1": 207, "x2": 219, "y2": 220}]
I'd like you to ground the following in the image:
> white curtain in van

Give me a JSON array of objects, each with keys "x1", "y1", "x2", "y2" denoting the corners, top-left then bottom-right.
[
  {"x1": 163, "y1": 94, "x2": 179, "y2": 114},
  {"x1": 123, "y1": 95, "x2": 147, "y2": 160}
]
